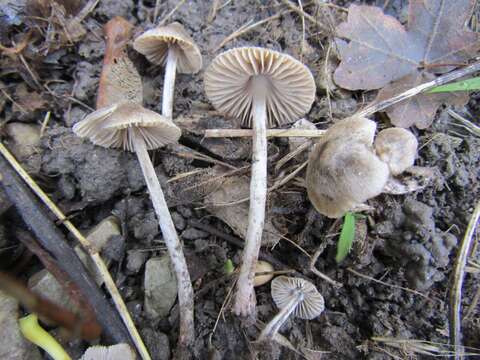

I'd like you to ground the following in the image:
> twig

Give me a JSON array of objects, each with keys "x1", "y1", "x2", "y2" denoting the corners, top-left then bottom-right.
[
  {"x1": 356, "y1": 61, "x2": 480, "y2": 117},
  {"x1": 0, "y1": 272, "x2": 101, "y2": 340},
  {"x1": 447, "y1": 109, "x2": 480, "y2": 137},
  {"x1": 449, "y1": 201, "x2": 480, "y2": 358},
  {"x1": 0, "y1": 142, "x2": 150, "y2": 359},
  {"x1": 0, "y1": 152, "x2": 129, "y2": 345},
  {"x1": 204, "y1": 128, "x2": 326, "y2": 138},
  {"x1": 275, "y1": 141, "x2": 311, "y2": 172},
  {"x1": 214, "y1": 12, "x2": 287, "y2": 51},
  {"x1": 347, "y1": 268, "x2": 434, "y2": 302},
  {"x1": 158, "y1": 0, "x2": 187, "y2": 26},
  {"x1": 280, "y1": 0, "x2": 330, "y2": 32}
]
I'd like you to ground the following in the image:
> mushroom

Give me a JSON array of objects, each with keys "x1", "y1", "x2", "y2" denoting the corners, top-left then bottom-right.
[
  {"x1": 72, "y1": 102, "x2": 195, "y2": 349},
  {"x1": 374, "y1": 128, "x2": 418, "y2": 175},
  {"x1": 258, "y1": 276, "x2": 324, "y2": 342},
  {"x1": 204, "y1": 47, "x2": 316, "y2": 317},
  {"x1": 133, "y1": 22, "x2": 202, "y2": 118},
  {"x1": 306, "y1": 117, "x2": 389, "y2": 218},
  {"x1": 80, "y1": 344, "x2": 136, "y2": 360},
  {"x1": 254, "y1": 260, "x2": 274, "y2": 287}
]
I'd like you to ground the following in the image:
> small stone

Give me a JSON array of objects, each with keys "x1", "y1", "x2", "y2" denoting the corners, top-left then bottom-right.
[
  {"x1": 141, "y1": 328, "x2": 170, "y2": 360},
  {"x1": 28, "y1": 270, "x2": 76, "y2": 322},
  {"x1": 5, "y1": 122, "x2": 41, "y2": 173},
  {"x1": 181, "y1": 227, "x2": 208, "y2": 240},
  {"x1": 144, "y1": 256, "x2": 178, "y2": 319},
  {"x1": 126, "y1": 250, "x2": 148, "y2": 274},
  {"x1": 103, "y1": 234, "x2": 125, "y2": 262},
  {"x1": 0, "y1": 290, "x2": 42, "y2": 360},
  {"x1": 171, "y1": 212, "x2": 186, "y2": 231},
  {"x1": 87, "y1": 215, "x2": 121, "y2": 251}
]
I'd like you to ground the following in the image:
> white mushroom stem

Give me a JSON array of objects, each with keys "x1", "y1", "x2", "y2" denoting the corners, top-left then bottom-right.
[
  {"x1": 258, "y1": 292, "x2": 303, "y2": 342},
  {"x1": 162, "y1": 48, "x2": 178, "y2": 119},
  {"x1": 233, "y1": 93, "x2": 268, "y2": 317},
  {"x1": 131, "y1": 130, "x2": 194, "y2": 348}
]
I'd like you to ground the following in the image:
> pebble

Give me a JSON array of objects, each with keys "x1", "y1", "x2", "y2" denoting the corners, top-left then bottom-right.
[
  {"x1": 141, "y1": 328, "x2": 171, "y2": 360},
  {"x1": 171, "y1": 212, "x2": 186, "y2": 231},
  {"x1": 126, "y1": 250, "x2": 148, "y2": 274},
  {"x1": 181, "y1": 227, "x2": 208, "y2": 240},
  {"x1": 144, "y1": 256, "x2": 177, "y2": 319},
  {"x1": 5, "y1": 122, "x2": 41, "y2": 173}
]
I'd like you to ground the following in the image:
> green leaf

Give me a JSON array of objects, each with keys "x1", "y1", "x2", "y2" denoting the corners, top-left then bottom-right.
[
  {"x1": 336, "y1": 212, "x2": 356, "y2": 263},
  {"x1": 224, "y1": 259, "x2": 235, "y2": 274},
  {"x1": 427, "y1": 77, "x2": 480, "y2": 94}
]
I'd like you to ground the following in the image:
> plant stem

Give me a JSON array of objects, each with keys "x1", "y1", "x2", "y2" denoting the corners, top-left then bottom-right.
[
  {"x1": 162, "y1": 49, "x2": 178, "y2": 119},
  {"x1": 258, "y1": 293, "x2": 303, "y2": 341},
  {"x1": 132, "y1": 131, "x2": 194, "y2": 349},
  {"x1": 233, "y1": 94, "x2": 267, "y2": 317}
]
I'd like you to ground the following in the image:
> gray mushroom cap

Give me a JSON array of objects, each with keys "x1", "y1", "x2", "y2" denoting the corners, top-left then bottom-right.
[
  {"x1": 72, "y1": 102, "x2": 181, "y2": 152},
  {"x1": 204, "y1": 47, "x2": 316, "y2": 128},
  {"x1": 80, "y1": 344, "x2": 136, "y2": 360},
  {"x1": 271, "y1": 276, "x2": 325, "y2": 320},
  {"x1": 374, "y1": 128, "x2": 418, "y2": 175},
  {"x1": 133, "y1": 22, "x2": 202, "y2": 74},
  {"x1": 306, "y1": 117, "x2": 389, "y2": 218}
]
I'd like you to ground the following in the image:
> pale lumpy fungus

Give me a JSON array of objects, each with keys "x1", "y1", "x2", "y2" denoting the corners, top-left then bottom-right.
[
  {"x1": 306, "y1": 117, "x2": 389, "y2": 218},
  {"x1": 374, "y1": 128, "x2": 418, "y2": 175}
]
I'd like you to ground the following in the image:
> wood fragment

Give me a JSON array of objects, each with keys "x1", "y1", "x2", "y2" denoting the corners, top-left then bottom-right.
[{"x1": 204, "y1": 128, "x2": 326, "y2": 138}]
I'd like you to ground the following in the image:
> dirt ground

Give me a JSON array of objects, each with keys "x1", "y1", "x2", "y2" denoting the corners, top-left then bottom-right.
[{"x1": 1, "y1": 0, "x2": 479, "y2": 359}]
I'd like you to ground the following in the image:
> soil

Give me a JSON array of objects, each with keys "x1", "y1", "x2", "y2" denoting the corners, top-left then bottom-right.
[{"x1": 0, "y1": 0, "x2": 479, "y2": 359}]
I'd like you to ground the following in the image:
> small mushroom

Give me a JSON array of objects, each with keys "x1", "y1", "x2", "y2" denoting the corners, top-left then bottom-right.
[
  {"x1": 133, "y1": 22, "x2": 202, "y2": 118},
  {"x1": 80, "y1": 344, "x2": 135, "y2": 360},
  {"x1": 205, "y1": 47, "x2": 316, "y2": 317},
  {"x1": 258, "y1": 276, "x2": 324, "y2": 342},
  {"x1": 374, "y1": 128, "x2": 418, "y2": 175},
  {"x1": 72, "y1": 102, "x2": 195, "y2": 349},
  {"x1": 254, "y1": 261, "x2": 274, "y2": 287},
  {"x1": 306, "y1": 117, "x2": 389, "y2": 218}
]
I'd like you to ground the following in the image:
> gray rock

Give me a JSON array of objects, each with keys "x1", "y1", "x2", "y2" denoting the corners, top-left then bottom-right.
[
  {"x1": 171, "y1": 212, "x2": 186, "y2": 231},
  {"x1": 96, "y1": 0, "x2": 134, "y2": 18},
  {"x1": 141, "y1": 328, "x2": 170, "y2": 360},
  {"x1": 5, "y1": 122, "x2": 42, "y2": 173},
  {"x1": 181, "y1": 227, "x2": 208, "y2": 240},
  {"x1": 144, "y1": 256, "x2": 177, "y2": 320},
  {"x1": 126, "y1": 250, "x2": 148, "y2": 274},
  {"x1": 0, "y1": 290, "x2": 42, "y2": 360},
  {"x1": 28, "y1": 270, "x2": 76, "y2": 317}
]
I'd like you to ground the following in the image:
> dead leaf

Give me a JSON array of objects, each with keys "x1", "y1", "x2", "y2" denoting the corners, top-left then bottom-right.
[
  {"x1": 13, "y1": 84, "x2": 47, "y2": 113},
  {"x1": 376, "y1": 72, "x2": 469, "y2": 129},
  {"x1": 334, "y1": 1, "x2": 479, "y2": 128}
]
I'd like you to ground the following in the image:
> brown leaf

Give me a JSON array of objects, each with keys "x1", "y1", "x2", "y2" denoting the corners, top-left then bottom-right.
[
  {"x1": 13, "y1": 84, "x2": 47, "y2": 113},
  {"x1": 376, "y1": 71, "x2": 469, "y2": 128},
  {"x1": 334, "y1": 1, "x2": 479, "y2": 128}
]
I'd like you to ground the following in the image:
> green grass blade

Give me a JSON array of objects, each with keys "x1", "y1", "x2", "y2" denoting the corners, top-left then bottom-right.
[
  {"x1": 336, "y1": 212, "x2": 356, "y2": 263},
  {"x1": 427, "y1": 77, "x2": 480, "y2": 94}
]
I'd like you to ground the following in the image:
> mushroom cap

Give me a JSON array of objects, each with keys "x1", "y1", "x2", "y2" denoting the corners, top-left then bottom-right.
[
  {"x1": 306, "y1": 118, "x2": 389, "y2": 218},
  {"x1": 323, "y1": 117, "x2": 377, "y2": 145},
  {"x1": 73, "y1": 102, "x2": 181, "y2": 152},
  {"x1": 133, "y1": 22, "x2": 202, "y2": 74},
  {"x1": 80, "y1": 344, "x2": 135, "y2": 360},
  {"x1": 204, "y1": 47, "x2": 316, "y2": 128},
  {"x1": 254, "y1": 260, "x2": 274, "y2": 287},
  {"x1": 374, "y1": 128, "x2": 418, "y2": 175},
  {"x1": 271, "y1": 276, "x2": 324, "y2": 320}
]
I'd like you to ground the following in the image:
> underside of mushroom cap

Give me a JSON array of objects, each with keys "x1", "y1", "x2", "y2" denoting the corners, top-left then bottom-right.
[
  {"x1": 80, "y1": 344, "x2": 136, "y2": 360},
  {"x1": 133, "y1": 22, "x2": 202, "y2": 74},
  {"x1": 204, "y1": 47, "x2": 316, "y2": 128},
  {"x1": 306, "y1": 137, "x2": 389, "y2": 219},
  {"x1": 73, "y1": 102, "x2": 181, "y2": 152},
  {"x1": 271, "y1": 276, "x2": 324, "y2": 320},
  {"x1": 374, "y1": 128, "x2": 418, "y2": 175}
]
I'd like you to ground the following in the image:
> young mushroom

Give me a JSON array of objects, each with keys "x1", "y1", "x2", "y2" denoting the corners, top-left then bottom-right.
[
  {"x1": 258, "y1": 276, "x2": 324, "y2": 342},
  {"x1": 306, "y1": 117, "x2": 390, "y2": 218},
  {"x1": 205, "y1": 47, "x2": 316, "y2": 317},
  {"x1": 374, "y1": 128, "x2": 418, "y2": 175},
  {"x1": 133, "y1": 22, "x2": 202, "y2": 118},
  {"x1": 72, "y1": 102, "x2": 195, "y2": 350}
]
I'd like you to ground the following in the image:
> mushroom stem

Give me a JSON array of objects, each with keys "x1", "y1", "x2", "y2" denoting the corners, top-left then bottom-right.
[
  {"x1": 233, "y1": 94, "x2": 268, "y2": 317},
  {"x1": 258, "y1": 292, "x2": 303, "y2": 342},
  {"x1": 131, "y1": 130, "x2": 194, "y2": 349},
  {"x1": 162, "y1": 48, "x2": 178, "y2": 119}
]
